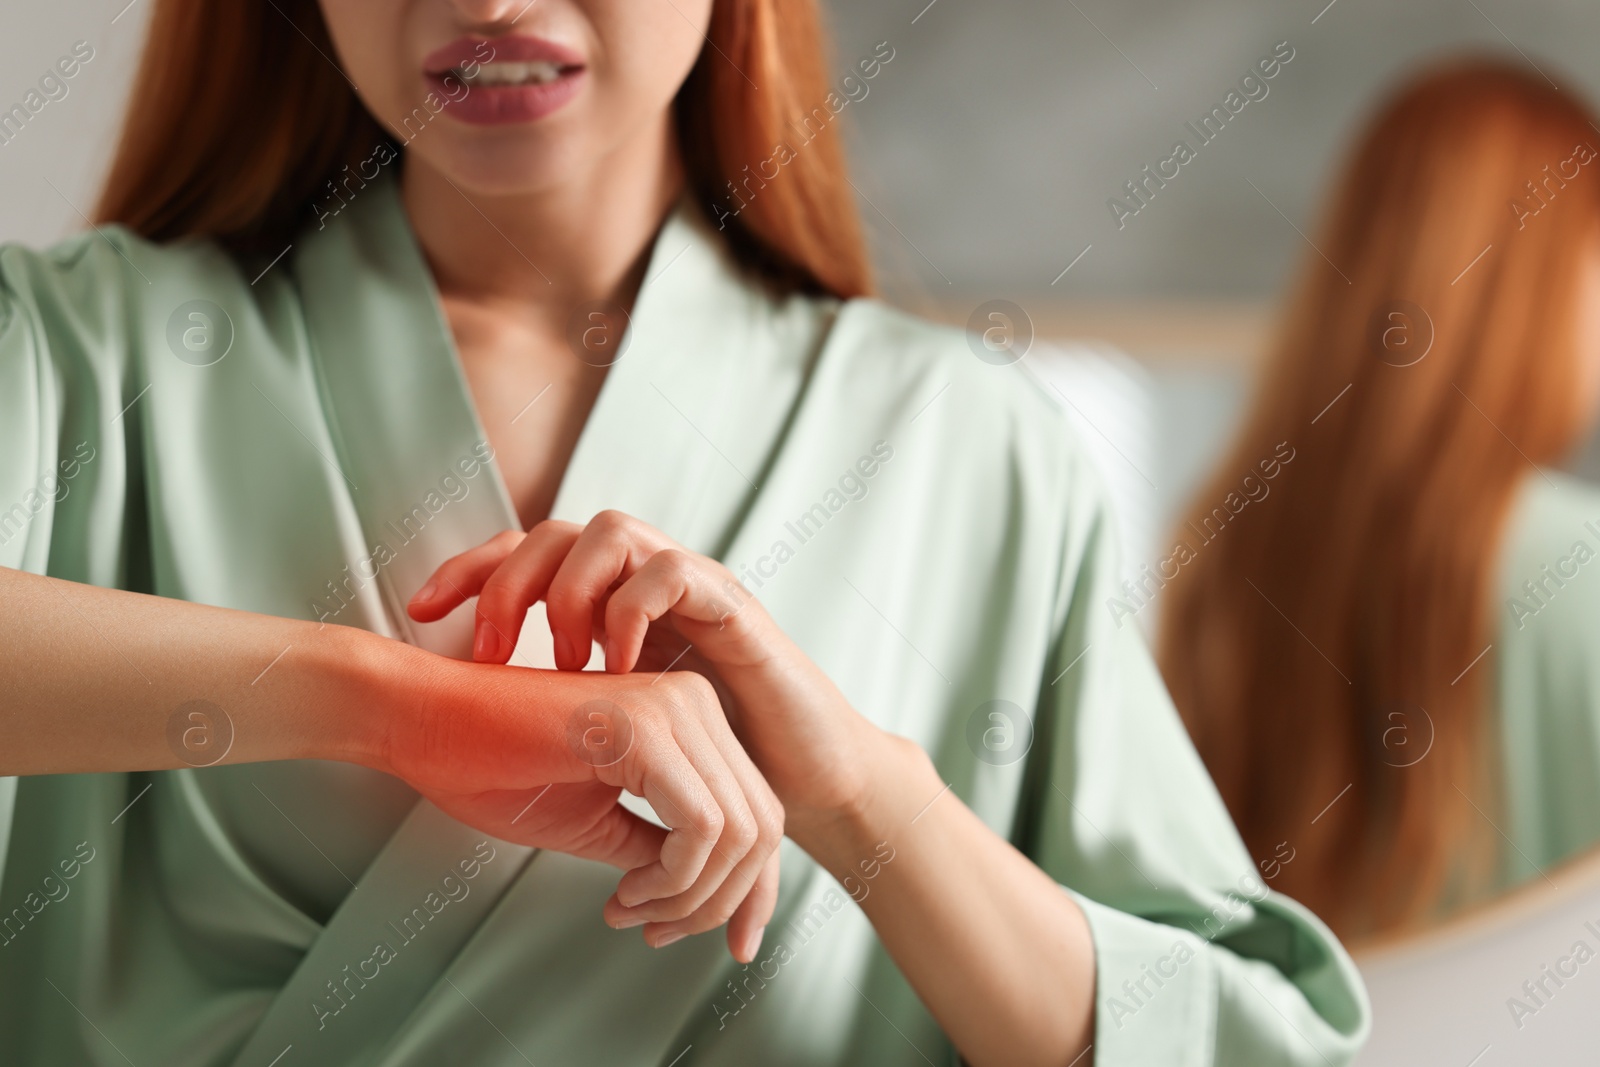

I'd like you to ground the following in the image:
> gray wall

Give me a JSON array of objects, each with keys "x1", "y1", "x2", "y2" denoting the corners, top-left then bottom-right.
[{"x1": 824, "y1": 0, "x2": 1600, "y2": 305}]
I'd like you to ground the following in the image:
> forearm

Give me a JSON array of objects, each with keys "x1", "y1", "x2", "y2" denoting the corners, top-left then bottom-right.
[
  {"x1": 0, "y1": 565, "x2": 399, "y2": 775},
  {"x1": 797, "y1": 733, "x2": 1097, "y2": 1067}
]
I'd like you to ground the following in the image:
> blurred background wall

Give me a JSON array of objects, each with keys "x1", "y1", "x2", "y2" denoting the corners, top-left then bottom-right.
[{"x1": 827, "y1": 0, "x2": 1592, "y2": 303}]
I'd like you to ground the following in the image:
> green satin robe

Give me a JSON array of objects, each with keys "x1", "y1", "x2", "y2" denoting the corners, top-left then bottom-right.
[{"x1": 0, "y1": 176, "x2": 1368, "y2": 1065}]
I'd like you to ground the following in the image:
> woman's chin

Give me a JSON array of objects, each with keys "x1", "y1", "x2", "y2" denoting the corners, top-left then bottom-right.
[{"x1": 404, "y1": 136, "x2": 590, "y2": 201}]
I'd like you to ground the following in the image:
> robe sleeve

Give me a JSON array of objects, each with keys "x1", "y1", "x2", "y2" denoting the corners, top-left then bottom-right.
[{"x1": 1022, "y1": 452, "x2": 1370, "y2": 1065}]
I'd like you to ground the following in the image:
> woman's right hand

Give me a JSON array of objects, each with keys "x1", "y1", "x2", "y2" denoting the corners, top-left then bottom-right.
[
  {"x1": 0, "y1": 568, "x2": 778, "y2": 960},
  {"x1": 381, "y1": 657, "x2": 784, "y2": 962}
]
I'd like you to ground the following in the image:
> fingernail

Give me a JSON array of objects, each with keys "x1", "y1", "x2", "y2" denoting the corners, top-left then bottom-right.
[
  {"x1": 612, "y1": 916, "x2": 646, "y2": 930},
  {"x1": 554, "y1": 631, "x2": 574, "y2": 669},
  {"x1": 411, "y1": 578, "x2": 439, "y2": 606},
  {"x1": 474, "y1": 625, "x2": 503, "y2": 662},
  {"x1": 654, "y1": 932, "x2": 686, "y2": 948},
  {"x1": 745, "y1": 925, "x2": 766, "y2": 960},
  {"x1": 603, "y1": 637, "x2": 617, "y2": 670}
]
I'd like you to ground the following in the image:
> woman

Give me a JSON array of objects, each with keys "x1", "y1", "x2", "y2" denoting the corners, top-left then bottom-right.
[
  {"x1": 0, "y1": 0, "x2": 1365, "y2": 1063},
  {"x1": 1159, "y1": 58, "x2": 1600, "y2": 943}
]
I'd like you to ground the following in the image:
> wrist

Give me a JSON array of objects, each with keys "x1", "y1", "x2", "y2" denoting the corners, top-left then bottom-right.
[
  {"x1": 792, "y1": 727, "x2": 941, "y2": 879},
  {"x1": 290, "y1": 623, "x2": 434, "y2": 775}
]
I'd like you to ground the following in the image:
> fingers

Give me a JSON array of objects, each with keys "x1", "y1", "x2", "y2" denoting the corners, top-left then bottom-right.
[
  {"x1": 409, "y1": 510, "x2": 755, "y2": 676},
  {"x1": 605, "y1": 707, "x2": 783, "y2": 957},
  {"x1": 602, "y1": 550, "x2": 760, "y2": 673},
  {"x1": 545, "y1": 511, "x2": 672, "y2": 671},
  {"x1": 564, "y1": 801, "x2": 671, "y2": 873},
  {"x1": 406, "y1": 528, "x2": 527, "y2": 622},
  {"x1": 639, "y1": 762, "x2": 781, "y2": 961},
  {"x1": 608, "y1": 720, "x2": 727, "y2": 909},
  {"x1": 725, "y1": 850, "x2": 781, "y2": 963},
  {"x1": 470, "y1": 521, "x2": 585, "y2": 664},
  {"x1": 407, "y1": 521, "x2": 584, "y2": 663},
  {"x1": 645, "y1": 715, "x2": 782, "y2": 957}
]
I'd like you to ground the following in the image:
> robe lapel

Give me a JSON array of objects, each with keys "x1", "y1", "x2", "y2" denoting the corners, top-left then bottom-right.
[
  {"x1": 226, "y1": 803, "x2": 534, "y2": 1066},
  {"x1": 545, "y1": 198, "x2": 831, "y2": 557},
  {"x1": 287, "y1": 176, "x2": 522, "y2": 660}
]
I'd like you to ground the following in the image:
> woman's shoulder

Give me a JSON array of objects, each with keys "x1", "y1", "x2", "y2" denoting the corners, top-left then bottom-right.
[
  {"x1": 794, "y1": 294, "x2": 1125, "y2": 569},
  {"x1": 818, "y1": 296, "x2": 1094, "y2": 464},
  {"x1": 0, "y1": 225, "x2": 264, "y2": 372},
  {"x1": 1, "y1": 224, "x2": 243, "y2": 299}
]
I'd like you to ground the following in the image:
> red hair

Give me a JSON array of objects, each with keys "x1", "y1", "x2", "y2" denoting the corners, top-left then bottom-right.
[
  {"x1": 94, "y1": 0, "x2": 871, "y2": 299},
  {"x1": 1158, "y1": 57, "x2": 1600, "y2": 940}
]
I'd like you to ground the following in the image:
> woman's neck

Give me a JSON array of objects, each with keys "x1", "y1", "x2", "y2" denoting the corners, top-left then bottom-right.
[{"x1": 401, "y1": 115, "x2": 685, "y2": 321}]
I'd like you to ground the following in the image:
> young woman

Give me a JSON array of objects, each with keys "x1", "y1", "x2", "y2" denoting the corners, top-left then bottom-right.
[
  {"x1": 0, "y1": 0, "x2": 1365, "y2": 1063},
  {"x1": 1159, "y1": 58, "x2": 1600, "y2": 944}
]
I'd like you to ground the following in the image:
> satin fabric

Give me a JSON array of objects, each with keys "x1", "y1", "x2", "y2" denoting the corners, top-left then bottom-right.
[{"x1": 0, "y1": 176, "x2": 1367, "y2": 1065}]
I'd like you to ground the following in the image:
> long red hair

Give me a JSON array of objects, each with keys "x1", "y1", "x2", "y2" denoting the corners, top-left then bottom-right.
[
  {"x1": 93, "y1": 0, "x2": 871, "y2": 299},
  {"x1": 1158, "y1": 58, "x2": 1600, "y2": 940}
]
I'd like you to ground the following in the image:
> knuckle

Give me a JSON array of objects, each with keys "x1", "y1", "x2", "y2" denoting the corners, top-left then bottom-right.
[
  {"x1": 753, "y1": 795, "x2": 785, "y2": 844},
  {"x1": 700, "y1": 896, "x2": 742, "y2": 930},
  {"x1": 653, "y1": 549, "x2": 696, "y2": 581},
  {"x1": 689, "y1": 804, "x2": 725, "y2": 841},
  {"x1": 475, "y1": 577, "x2": 515, "y2": 619},
  {"x1": 603, "y1": 595, "x2": 640, "y2": 633},
  {"x1": 722, "y1": 809, "x2": 758, "y2": 852},
  {"x1": 491, "y1": 528, "x2": 525, "y2": 549},
  {"x1": 615, "y1": 714, "x2": 667, "y2": 779},
  {"x1": 665, "y1": 670, "x2": 717, "y2": 710},
  {"x1": 528, "y1": 518, "x2": 575, "y2": 541},
  {"x1": 544, "y1": 583, "x2": 583, "y2": 619},
  {"x1": 661, "y1": 873, "x2": 699, "y2": 900},
  {"x1": 546, "y1": 580, "x2": 598, "y2": 625},
  {"x1": 653, "y1": 877, "x2": 704, "y2": 912},
  {"x1": 592, "y1": 509, "x2": 635, "y2": 537}
]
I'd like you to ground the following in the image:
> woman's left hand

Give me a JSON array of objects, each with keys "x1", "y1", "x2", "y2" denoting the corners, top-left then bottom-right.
[
  {"x1": 411, "y1": 511, "x2": 1101, "y2": 1067},
  {"x1": 407, "y1": 511, "x2": 891, "y2": 849}
]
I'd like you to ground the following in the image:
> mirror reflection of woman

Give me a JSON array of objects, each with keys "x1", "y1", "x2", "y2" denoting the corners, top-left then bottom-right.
[
  {"x1": 1160, "y1": 58, "x2": 1600, "y2": 944},
  {"x1": 0, "y1": 0, "x2": 1365, "y2": 1063}
]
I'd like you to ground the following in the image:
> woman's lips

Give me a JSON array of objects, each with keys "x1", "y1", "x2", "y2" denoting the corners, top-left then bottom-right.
[
  {"x1": 428, "y1": 67, "x2": 585, "y2": 125},
  {"x1": 424, "y1": 36, "x2": 586, "y2": 126}
]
